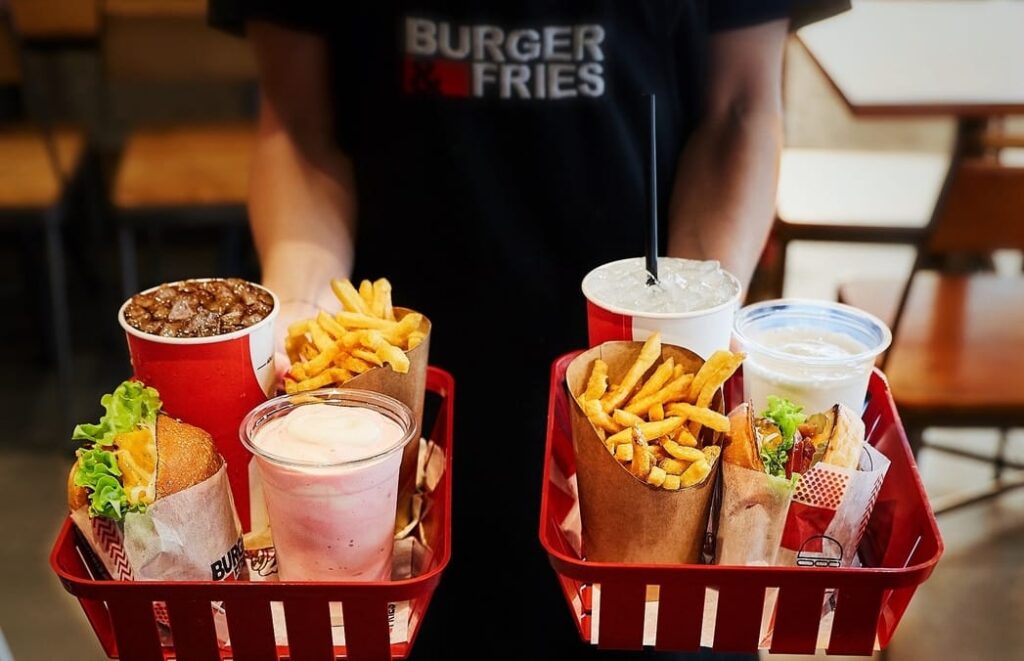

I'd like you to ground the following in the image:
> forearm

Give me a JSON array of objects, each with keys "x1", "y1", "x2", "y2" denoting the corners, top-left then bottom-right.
[
  {"x1": 249, "y1": 110, "x2": 356, "y2": 310},
  {"x1": 247, "y1": 20, "x2": 353, "y2": 313},
  {"x1": 667, "y1": 109, "x2": 781, "y2": 290}
]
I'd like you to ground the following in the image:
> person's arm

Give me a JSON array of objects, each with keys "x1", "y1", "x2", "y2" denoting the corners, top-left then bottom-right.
[
  {"x1": 667, "y1": 19, "x2": 787, "y2": 289},
  {"x1": 248, "y1": 21, "x2": 356, "y2": 317}
]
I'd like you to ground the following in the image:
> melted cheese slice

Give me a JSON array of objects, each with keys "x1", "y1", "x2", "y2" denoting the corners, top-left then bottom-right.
[{"x1": 115, "y1": 426, "x2": 157, "y2": 507}]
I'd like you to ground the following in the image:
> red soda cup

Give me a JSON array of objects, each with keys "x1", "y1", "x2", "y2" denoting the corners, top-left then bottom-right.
[{"x1": 118, "y1": 279, "x2": 279, "y2": 530}]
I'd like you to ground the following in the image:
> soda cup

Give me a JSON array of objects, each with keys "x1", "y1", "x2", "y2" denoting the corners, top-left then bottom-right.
[
  {"x1": 118, "y1": 279, "x2": 279, "y2": 529},
  {"x1": 582, "y1": 257, "x2": 742, "y2": 359}
]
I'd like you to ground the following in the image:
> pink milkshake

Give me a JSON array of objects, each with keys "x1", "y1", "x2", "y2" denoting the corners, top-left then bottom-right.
[{"x1": 240, "y1": 389, "x2": 415, "y2": 582}]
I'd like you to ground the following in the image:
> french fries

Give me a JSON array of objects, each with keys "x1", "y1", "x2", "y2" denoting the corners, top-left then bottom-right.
[
  {"x1": 576, "y1": 334, "x2": 743, "y2": 491},
  {"x1": 285, "y1": 278, "x2": 426, "y2": 394},
  {"x1": 665, "y1": 403, "x2": 731, "y2": 433},
  {"x1": 684, "y1": 350, "x2": 745, "y2": 437},
  {"x1": 600, "y1": 333, "x2": 662, "y2": 413},
  {"x1": 582, "y1": 359, "x2": 610, "y2": 402}
]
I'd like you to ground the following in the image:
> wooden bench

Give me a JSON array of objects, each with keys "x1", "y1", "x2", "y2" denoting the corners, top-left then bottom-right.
[
  {"x1": 113, "y1": 122, "x2": 255, "y2": 209},
  {"x1": 841, "y1": 272, "x2": 1024, "y2": 418},
  {"x1": 0, "y1": 126, "x2": 86, "y2": 209},
  {"x1": 103, "y1": 3, "x2": 258, "y2": 295}
]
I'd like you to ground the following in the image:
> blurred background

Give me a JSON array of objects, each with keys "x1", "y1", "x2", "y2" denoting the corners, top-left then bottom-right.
[{"x1": 0, "y1": 0, "x2": 1021, "y2": 659}]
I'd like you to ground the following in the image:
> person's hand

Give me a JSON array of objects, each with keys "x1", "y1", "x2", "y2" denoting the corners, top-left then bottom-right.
[{"x1": 272, "y1": 300, "x2": 319, "y2": 389}]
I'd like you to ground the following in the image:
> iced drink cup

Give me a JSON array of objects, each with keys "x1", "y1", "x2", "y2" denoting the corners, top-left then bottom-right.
[
  {"x1": 119, "y1": 278, "x2": 278, "y2": 531},
  {"x1": 240, "y1": 389, "x2": 415, "y2": 582},
  {"x1": 582, "y1": 257, "x2": 742, "y2": 359},
  {"x1": 733, "y1": 299, "x2": 892, "y2": 414}
]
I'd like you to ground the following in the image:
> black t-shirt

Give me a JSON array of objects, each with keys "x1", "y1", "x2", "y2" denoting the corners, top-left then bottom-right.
[
  {"x1": 210, "y1": 2, "x2": 796, "y2": 658},
  {"x1": 211, "y1": 1, "x2": 791, "y2": 367}
]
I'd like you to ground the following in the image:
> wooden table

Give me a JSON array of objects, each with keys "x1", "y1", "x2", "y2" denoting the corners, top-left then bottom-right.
[
  {"x1": 798, "y1": 0, "x2": 1024, "y2": 154},
  {"x1": 800, "y1": 2, "x2": 1024, "y2": 517}
]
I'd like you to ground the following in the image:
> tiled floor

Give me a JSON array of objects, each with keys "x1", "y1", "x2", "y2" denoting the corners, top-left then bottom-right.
[{"x1": 2, "y1": 28, "x2": 1023, "y2": 661}]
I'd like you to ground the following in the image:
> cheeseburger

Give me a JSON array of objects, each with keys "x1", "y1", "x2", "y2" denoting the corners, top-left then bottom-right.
[{"x1": 69, "y1": 380, "x2": 222, "y2": 520}]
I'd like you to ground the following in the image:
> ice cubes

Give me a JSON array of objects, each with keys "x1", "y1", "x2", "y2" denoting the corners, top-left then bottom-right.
[{"x1": 584, "y1": 257, "x2": 738, "y2": 314}]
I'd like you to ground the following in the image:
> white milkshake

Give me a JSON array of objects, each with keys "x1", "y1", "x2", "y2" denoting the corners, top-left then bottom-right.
[
  {"x1": 743, "y1": 327, "x2": 873, "y2": 414},
  {"x1": 734, "y1": 300, "x2": 892, "y2": 414}
]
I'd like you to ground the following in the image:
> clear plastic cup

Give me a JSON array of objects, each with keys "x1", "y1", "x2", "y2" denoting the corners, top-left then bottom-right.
[
  {"x1": 733, "y1": 299, "x2": 892, "y2": 414},
  {"x1": 240, "y1": 389, "x2": 415, "y2": 582}
]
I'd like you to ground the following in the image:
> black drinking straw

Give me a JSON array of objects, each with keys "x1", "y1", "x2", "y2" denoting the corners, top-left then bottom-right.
[{"x1": 645, "y1": 93, "x2": 659, "y2": 285}]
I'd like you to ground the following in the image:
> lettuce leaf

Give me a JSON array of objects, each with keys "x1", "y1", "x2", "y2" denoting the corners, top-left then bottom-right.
[
  {"x1": 759, "y1": 396, "x2": 807, "y2": 478},
  {"x1": 760, "y1": 442, "x2": 790, "y2": 479},
  {"x1": 762, "y1": 396, "x2": 806, "y2": 445},
  {"x1": 74, "y1": 447, "x2": 131, "y2": 519},
  {"x1": 71, "y1": 380, "x2": 160, "y2": 520},
  {"x1": 72, "y1": 380, "x2": 161, "y2": 447},
  {"x1": 74, "y1": 445, "x2": 122, "y2": 484}
]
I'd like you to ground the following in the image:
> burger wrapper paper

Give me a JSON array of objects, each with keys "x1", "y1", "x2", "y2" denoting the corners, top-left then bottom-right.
[
  {"x1": 70, "y1": 464, "x2": 242, "y2": 582},
  {"x1": 776, "y1": 443, "x2": 889, "y2": 567},
  {"x1": 342, "y1": 308, "x2": 431, "y2": 531},
  {"x1": 715, "y1": 441, "x2": 890, "y2": 568},
  {"x1": 715, "y1": 463, "x2": 796, "y2": 566},
  {"x1": 566, "y1": 342, "x2": 722, "y2": 564},
  {"x1": 70, "y1": 464, "x2": 244, "y2": 645},
  {"x1": 715, "y1": 439, "x2": 890, "y2": 649}
]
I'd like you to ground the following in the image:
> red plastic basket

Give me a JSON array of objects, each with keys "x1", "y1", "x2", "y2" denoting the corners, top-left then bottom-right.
[
  {"x1": 540, "y1": 352, "x2": 943, "y2": 655},
  {"x1": 51, "y1": 367, "x2": 454, "y2": 661}
]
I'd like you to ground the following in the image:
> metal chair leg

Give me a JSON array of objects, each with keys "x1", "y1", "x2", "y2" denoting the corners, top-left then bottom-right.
[
  {"x1": 928, "y1": 427, "x2": 1024, "y2": 515},
  {"x1": 775, "y1": 233, "x2": 789, "y2": 298},
  {"x1": 994, "y1": 430, "x2": 1008, "y2": 480},
  {"x1": 147, "y1": 225, "x2": 162, "y2": 284},
  {"x1": 43, "y1": 206, "x2": 73, "y2": 428},
  {"x1": 118, "y1": 221, "x2": 138, "y2": 299},
  {"x1": 907, "y1": 425, "x2": 925, "y2": 459},
  {"x1": 220, "y1": 223, "x2": 243, "y2": 276}
]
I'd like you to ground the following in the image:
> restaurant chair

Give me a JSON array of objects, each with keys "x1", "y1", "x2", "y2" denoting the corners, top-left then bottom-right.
[
  {"x1": 102, "y1": 0, "x2": 257, "y2": 297},
  {"x1": 9, "y1": 0, "x2": 98, "y2": 40},
  {"x1": 1, "y1": 5, "x2": 93, "y2": 419},
  {"x1": 767, "y1": 148, "x2": 950, "y2": 296},
  {"x1": 838, "y1": 159, "x2": 1024, "y2": 514}
]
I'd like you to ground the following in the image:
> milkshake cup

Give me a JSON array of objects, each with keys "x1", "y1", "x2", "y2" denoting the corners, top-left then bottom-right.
[
  {"x1": 733, "y1": 299, "x2": 892, "y2": 414},
  {"x1": 240, "y1": 389, "x2": 415, "y2": 582}
]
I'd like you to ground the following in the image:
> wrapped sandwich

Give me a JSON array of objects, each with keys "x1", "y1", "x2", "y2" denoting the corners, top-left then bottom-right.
[
  {"x1": 68, "y1": 380, "x2": 243, "y2": 583},
  {"x1": 716, "y1": 396, "x2": 889, "y2": 568},
  {"x1": 723, "y1": 396, "x2": 863, "y2": 479}
]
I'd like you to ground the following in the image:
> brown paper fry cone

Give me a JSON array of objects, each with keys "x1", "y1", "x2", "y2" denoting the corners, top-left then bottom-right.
[
  {"x1": 566, "y1": 341, "x2": 724, "y2": 564},
  {"x1": 341, "y1": 307, "x2": 431, "y2": 531}
]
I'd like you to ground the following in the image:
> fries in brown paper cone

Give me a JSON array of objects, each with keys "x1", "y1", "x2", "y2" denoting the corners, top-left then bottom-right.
[
  {"x1": 283, "y1": 278, "x2": 431, "y2": 531},
  {"x1": 566, "y1": 337, "x2": 742, "y2": 564}
]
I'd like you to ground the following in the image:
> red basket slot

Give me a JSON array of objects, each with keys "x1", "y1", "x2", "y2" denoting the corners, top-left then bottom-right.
[
  {"x1": 539, "y1": 352, "x2": 942, "y2": 656},
  {"x1": 51, "y1": 367, "x2": 455, "y2": 661}
]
